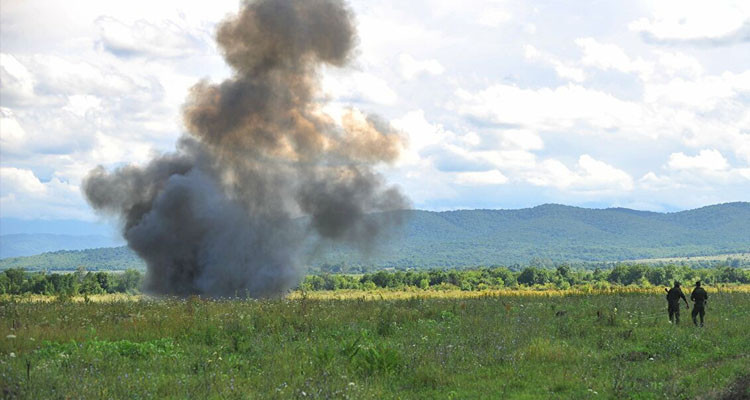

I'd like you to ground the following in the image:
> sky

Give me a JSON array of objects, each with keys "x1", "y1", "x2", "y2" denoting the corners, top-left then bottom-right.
[{"x1": 1, "y1": 0, "x2": 750, "y2": 227}]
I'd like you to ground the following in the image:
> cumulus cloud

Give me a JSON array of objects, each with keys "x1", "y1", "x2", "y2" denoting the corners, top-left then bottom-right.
[
  {"x1": 575, "y1": 38, "x2": 653, "y2": 79},
  {"x1": 455, "y1": 170, "x2": 508, "y2": 185},
  {"x1": 95, "y1": 16, "x2": 209, "y2": 58},
  {"x1": 0, "y1": 54, "x2": 38, "y2": 107},
  {"x1": 0, "y1": 167, "x2": 89, "y2": 220},
  {"x1": 478, "y1": 8, "x2": 511, "y2": 28},
  {"x1": 0, "y1": 108, "x2": 27, "y2": 153},
  {"x1": 495, "y1": 129, "x2": 544, "y2": 151},
  {"x1": 322, "y1": 70, "x2": 398, "y2": 105},
  {"x1": 639, "y1": 149, "x2": 750, "y2": 203},
  {"x1": 527, "y1": 155, "x2": 634, "y2": 193},
  {"x1": 391, "y1": 110, "x2": 450, "y2": 155},
  {"x1": 455, "y1": 83, "x2": 642, "y2": 133},
  {"x1": 398, "y1": 54, "x2": 445, "y2": 80},
  {"x1": 524, "y1": 45, "x2": 585, "y2": 82},
  {"x1": 455, "y1": 44, "x2": 750, "y2": 167},
  {"x1": 668, "y1": 149, "x2": 729, "y2": 171},
  {"x1": 629, "y1": 0, "x2": 750, "y2": 46}
]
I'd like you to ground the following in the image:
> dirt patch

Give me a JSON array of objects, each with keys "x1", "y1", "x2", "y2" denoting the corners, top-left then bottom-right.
[{"x1": 721, "y1": 375, "x2": 750, "y2": 400}]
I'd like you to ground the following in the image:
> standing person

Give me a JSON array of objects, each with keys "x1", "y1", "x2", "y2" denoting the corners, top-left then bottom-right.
[
  {"x1": 665, "y1": 281, "x2": 689, "y2": 324},
  {"x1": 690, "y1": 281, "x2": 708, "y2": 327}
]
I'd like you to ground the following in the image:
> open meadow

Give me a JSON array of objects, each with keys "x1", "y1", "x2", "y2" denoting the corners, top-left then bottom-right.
[{"x1": 2, "y1": 288, "x2": 749, "y2": 399}]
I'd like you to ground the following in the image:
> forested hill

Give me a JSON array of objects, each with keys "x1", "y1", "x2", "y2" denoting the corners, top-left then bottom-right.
[
  {"x1": 317, "y1": 202, "x2": 750, "y2": 268},
  {"x1": 1, "y1": 202, "x2": 749, "y2": 271}
]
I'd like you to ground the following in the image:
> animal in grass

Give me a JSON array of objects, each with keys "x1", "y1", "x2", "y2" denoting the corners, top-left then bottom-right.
[
  {"x1": 665, "y1": 281, "x2": 689, "y2": 324},
  {"x1": 690, "y1": 281, "x2": 709, "y2": 327}
]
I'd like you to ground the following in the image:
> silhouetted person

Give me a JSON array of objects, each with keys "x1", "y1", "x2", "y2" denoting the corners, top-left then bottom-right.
[
  {"x1": 665, "y1": 281, "x2": 689, "y2": 324},
  {"x1": 690, "y1": 281, "x2": 708, "y2": 327}
]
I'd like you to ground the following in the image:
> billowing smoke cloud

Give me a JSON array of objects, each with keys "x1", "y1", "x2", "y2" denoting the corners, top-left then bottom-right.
[{"x1": 82, "y1": 0, "x2": 409, "y2": 297}]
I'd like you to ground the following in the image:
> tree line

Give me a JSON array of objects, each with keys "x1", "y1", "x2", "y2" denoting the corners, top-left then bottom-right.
[
  {"x1": 302, "y1": 264, "x2": 750, "y2": 291},
  {"x1": 1, "y1": 264, "x2": 748, "y2": 295},
  {"x1": 0, "y1": 267, "x2": 142, "y2": 296}
]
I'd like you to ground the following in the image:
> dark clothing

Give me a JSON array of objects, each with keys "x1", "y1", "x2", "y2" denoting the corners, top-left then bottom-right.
[
  {"x1": 668, "y1": 303, "x2": 681, "y2": 324},
  {"x1": 691, "y1": 287, "x2": 708, "y2": 326},
  {"x1": 690, "y1": 287, "x2": 708, "y2": 305},
  {"x1": 666, "y1": 287, "x2": 687, "y2": 306},
  {"x1": 691, "y1": 304, "x2": 705, "y2": 326},
  {"x1": 666, "y1": 287, "x2": 687, "y2": 324}
]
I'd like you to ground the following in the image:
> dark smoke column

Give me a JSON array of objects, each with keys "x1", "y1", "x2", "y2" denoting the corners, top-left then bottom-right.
[{"x1": 82, "y1": 0, "x2": 409, "y2": 298}]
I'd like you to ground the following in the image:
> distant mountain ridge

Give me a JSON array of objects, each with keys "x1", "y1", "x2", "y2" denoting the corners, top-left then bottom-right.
[
  {"x1": 1, "y1": 202, "x2": 748, "y2": 271},
  {"x1": 0, "y1": 234, "x2": 124, "y2": 259}
]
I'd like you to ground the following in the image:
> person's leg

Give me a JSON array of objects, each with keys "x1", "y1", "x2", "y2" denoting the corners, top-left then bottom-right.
[
  {"x1": 699, "y1": 307, "x2": 705, "y2": 327},
  {"x1": 668, "y1": 307, "x2": 675, "y2": 323},
  {"x1": 692, "y1": 306, "x2": 699, "y2": 326},
  {"x1": 675, "y1": 309, "x2": 680, "y2": 325}
]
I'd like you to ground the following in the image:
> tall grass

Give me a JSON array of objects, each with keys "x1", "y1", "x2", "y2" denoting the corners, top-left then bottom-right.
[{"x1": 1, "y1": 290, "x2": 748, "y2": 398}]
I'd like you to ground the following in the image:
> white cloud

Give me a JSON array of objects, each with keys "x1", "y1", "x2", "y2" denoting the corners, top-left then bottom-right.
[
  {"x1": 322, "y1": 70, "x2": 398, "y2": 106},
  {"x1": 0, "y1": 53, "x2": 37, "y2": 106},
  {"x1": 629, "y1": 0, "x2": 750, "y2": 44},
  {"x1": 639, "y1": 150, "x2": 750, "y2": 202},
  {"x1": 477, "y1": 149, "x2": 537, "y2": 172},
  {"x1": 0, "y1": 108, "x2": 27, "y2": 153},
  {"x1": 95, "y1": 16, "x2": 209, "y2": 59},
  {"x1": 653, "y1": 51, "x2": 703, "y2": 79},
  {"x1": 527, "y1": 155, "x2": 633, "y2": 193},
  {"x1": 398, "y1": 54, "x2": 445, "y2": 80},
  {"x1": 62, "y1": 95, "x2": 102, "y2": 117},
  {"x1": 524, "y1": 45, "x2": 586, "y2": 82},
  {"x1": 575, "y1": 38, "x2": 653, "y2": 79},
  {"x1": 0, "y1": 167, "x2": 46, "y2": 194},
  {"x1": 639, "y1": 171, "x2": 683, "y2": 191},
  {"x1": 455, "y1": 169, "x2": 508, "y2": 185},
  {"x1": 667, "y1": 149, "x2": 729, "y2": 171},
  {"x1": 496, "y1": 129, "x2": 544, "y2": 151},
  {"x1": 644, "y1": 71, "x2": 750, "y2": 110},
  {"x1": 456, "y1": 83, "x2": 642, "y2": 133},
  {"x1": 391, "y1": 110, "x2": 450, "y2": 163},
  {"x1": 0, "y1": 167, "x2": 89, "y2": 220},
  {"x1": 478, "y1": 8, "x2": 511, "y2": 28}
]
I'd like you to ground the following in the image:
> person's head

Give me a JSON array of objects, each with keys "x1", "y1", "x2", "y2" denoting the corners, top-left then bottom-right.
[
  {"x1": 695, "y1": 281, "x2": 701, "y2": 287},
  {"x1": 674, "y1": 281, "x2": 681, "y2": 287}
]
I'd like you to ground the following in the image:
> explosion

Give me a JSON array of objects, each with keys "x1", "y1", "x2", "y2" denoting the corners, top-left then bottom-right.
[{"x1": 83, "y1": 0, "x2": 408, "y2": 297}]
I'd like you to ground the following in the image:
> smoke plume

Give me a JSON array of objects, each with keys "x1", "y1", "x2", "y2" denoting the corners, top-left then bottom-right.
[{"x1": 83, "y1": 0, "x2": 409, "y2": 297}]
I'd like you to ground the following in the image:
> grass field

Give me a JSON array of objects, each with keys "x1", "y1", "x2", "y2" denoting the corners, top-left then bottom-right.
[{"x1": 2, "y1": 289, "x2": 749, "y2": 399}]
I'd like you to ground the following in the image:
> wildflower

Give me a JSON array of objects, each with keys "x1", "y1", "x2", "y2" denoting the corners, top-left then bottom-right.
[
  {"x1": 9, "y1": 352, "x2": 15, "y2": 358},
  {"x1": 6, "y1": 335, "x2": 16, "y2": 339}
]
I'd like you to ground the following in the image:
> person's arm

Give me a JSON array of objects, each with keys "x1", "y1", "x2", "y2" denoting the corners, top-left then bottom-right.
[{"x1": 681, "y1": 291, "x2": 689, "y2": 308}]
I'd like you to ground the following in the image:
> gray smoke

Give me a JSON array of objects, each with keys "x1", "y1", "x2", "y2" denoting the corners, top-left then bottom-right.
[{"x1": 82, "y1": 0, "x2": 409, "y2": 297}]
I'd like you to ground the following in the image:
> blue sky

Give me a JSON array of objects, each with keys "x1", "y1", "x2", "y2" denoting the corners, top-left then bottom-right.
[{"x1": 1, "y1": 0, "x2": 749, "y2": 227}]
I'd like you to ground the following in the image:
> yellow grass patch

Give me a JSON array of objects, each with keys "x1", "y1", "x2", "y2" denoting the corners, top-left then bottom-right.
[{"x1": 3, "y1": 284, "x2": 749, "y2": 303}]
